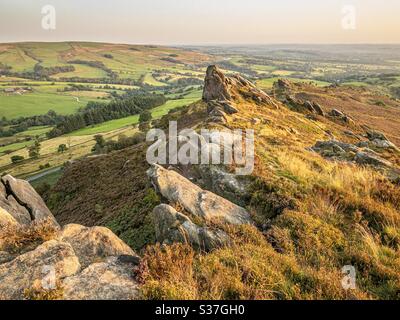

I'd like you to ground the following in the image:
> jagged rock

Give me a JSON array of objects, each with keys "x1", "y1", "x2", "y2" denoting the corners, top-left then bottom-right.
[
  {"x1": 62, "y1": 257, "x2": 139, "y2": 300},
  {"x1": 354, "y1": 151, "x2": 393, "y2": 168},
  {"x1": 58, "y1": 224, "x2": 137, "y2": 269},
  {"x1": 203, "y1": 65, "x2": 232, "y2": 102},
  {"x1": 147, "y1": 164, "x2": 251, "y2": 225},
  {"x1": 275, "y1": 79, "x2": 293, "y2": 90},
  {"x1": 0, "y1": 240, "x2": 80, "y2": 300},
  {"x1": 312, "y1": 140, "x2": 359, "y2": 156},
  {"x1": 330, "y1": 109, "x2": 344, "y2": 117},
  {"x1": 221, "y1": 101, "x2": 239, "y2": 114},
  {"x1": 0, "y1": 175, "x2": 58, "y2": 226},
  {"x1": 312, "y1": 102, "x2": 325, "y2": 116},
  {"x1": 366, "y1": 130, "x2": 388, "y2": 141},
  {"x1": 365, "y1": 130, "x2": 398, "y2": 150},
  {"x1": 328, "y1": 109, "x2": 355, "y2": 125},
  {"x1": 153, "y1": 204, "x2": 230, "y2": 251},
  {"x1": 203, "y1": 65, "x2": 277, "y2": 108},
  {"x1": 304, "y1": 101, "x2": 316, "y2": 113}
]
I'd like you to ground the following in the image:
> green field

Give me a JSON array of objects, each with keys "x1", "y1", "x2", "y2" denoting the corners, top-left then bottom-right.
[
  {"x1": 0, "y1": 91, "x2": 94, "y2": 119},
  {"x1": 69, "y1": 90, "x2": 202, "y2": 135}
]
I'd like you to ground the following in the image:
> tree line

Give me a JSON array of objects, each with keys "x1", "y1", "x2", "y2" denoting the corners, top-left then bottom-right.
[{"x1": 47, "y1": 93, "x2": 166, "y2": 137}]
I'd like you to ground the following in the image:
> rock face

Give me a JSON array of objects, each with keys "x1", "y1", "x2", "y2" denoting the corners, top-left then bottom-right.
[
  {"x1": 153, "y1": 204, "x2": 230, "y2": 251},
  {"x1": 0, "y1": 240, "x2": 81, "y2": 300},
  {"x1": 62, "y1": 257, "x2": 139, "y2": 300},
  {"x1": 147, "y1": 164, "x2": 251, "y2": 225},
  {"x1": 0, "y1": 175, "x2": 58, "y2": 226},
  {"x1": 0, "y1": 175, "x2": 140, "y2": 300},
  {"x1": 203, "y1": 65, "x2": 232, "y2": 102},
  {"x1": 202, "y1": 65, "x2": 278, "y2": 123}
]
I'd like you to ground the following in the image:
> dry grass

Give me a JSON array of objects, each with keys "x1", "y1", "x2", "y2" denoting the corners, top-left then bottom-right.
[{"x1": 0, "y1": 219, "x2": 58, "y2": 253}]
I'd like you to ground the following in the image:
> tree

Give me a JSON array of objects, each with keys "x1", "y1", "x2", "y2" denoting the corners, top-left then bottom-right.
[
  {"x1": 57, "y1": 144, "x2": 68, "y2": 153},
  {"x1": 138, "y1": 110, "x2": 152, "y2": 132},
  {"x1": 11, "y1": 155, "x2": 24, "y2": 164},
  {"x1": 28, "y1": 140, "x2": 41, "y2": 159},
  {"x1": 94, "y1": 135, "x2": 105, "y2": 148},
  {"x1": 92, "y1": 134, "x2": 106, "y2": 153},
  {"x1": 139, "y1": 110, "x2": 152, "y2": 123}
]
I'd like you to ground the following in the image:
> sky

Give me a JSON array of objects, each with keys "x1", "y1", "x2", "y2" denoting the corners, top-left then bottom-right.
[{"x1": 0, "y1": 0, "x2": 399, "y2": 45}]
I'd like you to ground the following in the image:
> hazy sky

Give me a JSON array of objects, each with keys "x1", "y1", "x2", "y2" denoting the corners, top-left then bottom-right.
[{"x1": 0, "y1": 0, "x2": 399, "y2": 44}]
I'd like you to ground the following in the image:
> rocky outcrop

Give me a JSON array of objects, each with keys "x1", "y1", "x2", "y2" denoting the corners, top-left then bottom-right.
[
  {"x1": 328, "y1": 109, "x2": 355, "y2": 125},
  {"x1": 284, "y1": 96, "x2": 325, "y2": 116},
  {"x1": 0, "y1": 175, "x2": 58, "y2": 226},
  {"x1": 0, "y1": 175, "x2": 141, "y2": 300},
  {"x1": 311, "y1": 139, "x2": 400, "y2": 180},
  {"x1": 364, "y1": 130, "x2": 398, "y2": 150},
  {"x1": 153, "y1": 204, "x2": 230, "y2": 251},
  {"x1": 147, "y1": 164, "x2": 251, "y2": 225},
  {"x1": 202, "y1": 65, "x2": 278, "y2": 123}
]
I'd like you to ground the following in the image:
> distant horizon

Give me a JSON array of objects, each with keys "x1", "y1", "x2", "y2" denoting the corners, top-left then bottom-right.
[
  {"x1": 2, "y1": 40, "x2": 400, "y2": 47},
  {"x1": 1, "y1": 0, "x2": 399, "y2": 45}
]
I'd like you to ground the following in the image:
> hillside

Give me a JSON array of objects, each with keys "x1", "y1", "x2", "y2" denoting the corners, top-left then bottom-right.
[
  {"x1": 0, "y1": 42, "x2": 212, "y2": 81},
  {"x1": 41, "y1": 66, "x2": 400, "y2": 299}
]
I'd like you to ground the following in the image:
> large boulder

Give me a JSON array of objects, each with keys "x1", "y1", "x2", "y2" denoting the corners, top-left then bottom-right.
[
  {"x1": 0, "y1": 240, "x2": 80, "y2": 300},
  {"x1": 0, "y1": 175, "x2": 58, "y2": 226},
  {"x1": 153, "y1": 204, "x2": 230, "y2": 251},
  {"x1": 0, "y1": 179, "x2": 31, "y2": 225},
  {"x1": 147, "y1": 164, "x2": 251, "y2": 225},
  {"x1": 62, "y1": 257, "x2": 139, "y2": 300},
  {"x1": 58, "y1": 224, "x2": 137, "y2": 268}
]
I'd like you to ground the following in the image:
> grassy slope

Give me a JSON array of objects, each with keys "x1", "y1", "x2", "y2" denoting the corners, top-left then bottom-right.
[{"x1": 48, "y1": 80, "x2": 400, "y2": 299}]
